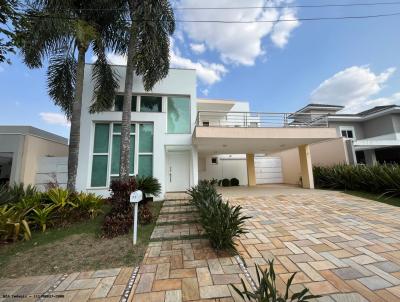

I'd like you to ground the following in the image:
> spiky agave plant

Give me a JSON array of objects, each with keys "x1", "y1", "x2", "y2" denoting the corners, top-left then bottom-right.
[{"x1": 230, "y1": 260, "x2": 321, "y2": 302}]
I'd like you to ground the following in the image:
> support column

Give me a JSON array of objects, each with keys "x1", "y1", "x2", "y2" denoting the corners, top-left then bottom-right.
[
  {"x1": 298, "y1": 145, "x2": 314, "y2": 189},
  {"x1": 246, "y1": 153, "x2": 256, "y2": 187},
  {"x1": 364, "y1": 149, "x2": 377, "y2": 166}
]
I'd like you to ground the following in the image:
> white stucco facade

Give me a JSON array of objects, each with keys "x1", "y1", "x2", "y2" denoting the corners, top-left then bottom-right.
[{"x1": 76, "y1": 65, "x2": 198, "y2": 198}]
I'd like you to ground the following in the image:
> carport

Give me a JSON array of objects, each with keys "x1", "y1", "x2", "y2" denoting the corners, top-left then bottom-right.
[{"x1": 193, "y1": 111, "x2": 339, "y2": 189}]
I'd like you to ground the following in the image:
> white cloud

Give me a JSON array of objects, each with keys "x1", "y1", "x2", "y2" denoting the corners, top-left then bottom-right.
[
  {"x1": 271, "y1": 8, "x2": 300, "y2": 48},
  {"x1": 90, "y1": 53, "x2": 127, "y2": 65},
  {"x1": 40, "y1": 112, "x2": 70, "y2": 127},
  {"x1": 190, "y1": 43, "x2": 206, "y2": 54},
  {"x1": 170, "y1": 46, "x2": 227, "y2": 85},
  {"x1": 176, "y1": 0, "x2": 299, "y2": 65},
  {"x1": 310, "y1": 66, "x2": 397, "y2": 113}
]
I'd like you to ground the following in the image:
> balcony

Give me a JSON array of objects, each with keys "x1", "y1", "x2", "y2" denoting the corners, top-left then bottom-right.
[
  {"x1": 193, "y1": 111, "x2": 338, "y2": 154},
  {"x1": 195, "y1": 111, "x2": 329, "y2": 128}
]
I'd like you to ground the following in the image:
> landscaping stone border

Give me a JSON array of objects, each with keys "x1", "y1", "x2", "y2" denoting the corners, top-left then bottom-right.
[
  {"x1": 36, "y1": 273, "x2": 68, "y2": 302},
  {"x1": 234, "y1": 255, "x2": 257, "y2": 292},
  {"x1": 120, "y1": 266, "x2": 139, "y2": 302}
]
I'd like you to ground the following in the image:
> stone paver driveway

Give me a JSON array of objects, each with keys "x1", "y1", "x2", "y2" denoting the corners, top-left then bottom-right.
[{"x1": 232, "y1": 191, "x2": 400, "y2": 301}]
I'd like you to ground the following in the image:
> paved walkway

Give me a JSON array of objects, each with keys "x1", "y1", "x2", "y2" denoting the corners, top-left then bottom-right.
[
  {"x1": 231, "y1": 191, "x2": 400, "y2": 301},
  {"x1": 0, "y1": 267, "x2": 136, "y2": 302},
  {"x1": 2, "y1": 190, "x2": 400, "y2": 302}
]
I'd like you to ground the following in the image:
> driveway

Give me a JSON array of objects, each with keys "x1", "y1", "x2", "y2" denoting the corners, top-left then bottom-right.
[{"x1": 230, "y1": 190, "x2": 400, "y2": 301}]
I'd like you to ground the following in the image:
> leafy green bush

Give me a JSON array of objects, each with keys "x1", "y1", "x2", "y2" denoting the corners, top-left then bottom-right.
[
  {"x1": 314, "y1": 164, "x2": 400, "y2": 197},
  {"x1": 0, "y1": 183, "x2": 38, "y2": 205},
  {"x1": 136, "y1": 176, "x2": 161, "y2": 197},
  {"x1": 222, "y1": 178, "x2": 230, "y2": 187},
  {"x1": 188, "y1": 181, "x2": 250, "y2": 251},
  {"x1": 231, "y1": 260, "x2": 321, "y2": 302},
  {"x1": 0, "y1": 184, "x2": 104, "y2": 241},
  {"x1": 230, "y1": 178, "x2": 239, "y2": 186}
]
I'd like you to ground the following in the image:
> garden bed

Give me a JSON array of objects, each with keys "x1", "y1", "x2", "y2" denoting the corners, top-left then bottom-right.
[{"x1": 0, "y1": 202, "x2": 162, "y2": 278}]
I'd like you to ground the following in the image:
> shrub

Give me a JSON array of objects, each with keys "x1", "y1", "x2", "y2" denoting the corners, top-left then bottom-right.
[
  {"x1": 230, "y1": 178, "x2": 239, "y2": 186},
  {"x1": 0, "y1": 183, "x2": 38, "y2": 205},
  {"x1": 136, "y1": 176, "x2": 161, "y2": 197},
  {"x1": 47, "y1": 188, "x2": 71, "y2": 209},
  {"x1": 231, "y1": 260, "x2": 321, "y2": 302},
  {"x1": 71, "y1": 192, "x2": 103, "y2": 219},
  {"x1": 102, "y1": 177, "x2": 137, "y2": 238},
  {"x1": 31, "y1": 205, "x2": 57, "y2": 232},
  {"x1": 188, "y1": 182, "x2": 250, "y2": 251},
  {"x1": 218, "y1": 179, "x2": 222, "y2": 186},
  {"x1": 221, "y1": 178, "x2": 230, "y2": 187},
  {"x1": 0, "y1": 205, "x2": 32, "y2": 241},
  {"x1": 314, "y1": 164, "x2": 400, "y2": 197}
]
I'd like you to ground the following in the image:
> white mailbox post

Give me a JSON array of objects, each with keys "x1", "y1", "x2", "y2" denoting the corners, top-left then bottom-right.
[{"x1": 130, "y1": 190, "x2": 143, "y2": 245}]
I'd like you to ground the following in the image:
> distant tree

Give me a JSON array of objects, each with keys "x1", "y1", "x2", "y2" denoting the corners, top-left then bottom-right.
[
  {"x1": 18, "y1": 0, "x2": 128, "y2": 191},
  {"x1": 119, "y1": 0, "x2": 175, "y2": 180}
]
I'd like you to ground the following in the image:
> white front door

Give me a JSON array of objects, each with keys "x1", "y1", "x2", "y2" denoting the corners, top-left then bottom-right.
[{"x1": 166, "y1": 151, "x2": 190, "y2": 192}]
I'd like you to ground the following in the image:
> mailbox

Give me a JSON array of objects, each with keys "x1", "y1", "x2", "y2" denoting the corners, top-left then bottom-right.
[
  {"x1": 130, "y1": 190, "x2": 143, "y2": 203},
  {"x1": 129, "y1": 190, "x2": 143, "y2": 245}
]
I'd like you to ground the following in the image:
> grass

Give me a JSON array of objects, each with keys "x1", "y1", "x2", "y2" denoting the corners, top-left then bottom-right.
[
  {"x1": 0, "y1": 201, "x2": 163, "y2": 278},
  {"x1": 342, "y1": 190, "x2": 400, "y2": 207}
]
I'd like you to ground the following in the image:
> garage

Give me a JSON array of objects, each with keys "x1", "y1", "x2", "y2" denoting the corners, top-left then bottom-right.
[{"x1": 255, "y1": 156, "x2": 283, "y2": 184}]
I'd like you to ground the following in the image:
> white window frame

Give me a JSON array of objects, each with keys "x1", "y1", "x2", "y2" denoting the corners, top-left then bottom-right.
[
  {"x1": 339, "y1": 126, "x2": 356, "y2": 140},
  {"x1": 89, "y1": 122, "x2": 154, "y2": 188}
]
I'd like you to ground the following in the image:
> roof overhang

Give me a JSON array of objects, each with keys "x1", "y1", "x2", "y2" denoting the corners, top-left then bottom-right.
[
  {"x1": 193, "y1": 126, "x2": 338, "y2": 154},
  {"x1": 197, "y1": 99, "x2": 236, "y2": 112},
  {"x1": 354, "y1": 139, "x2": 400, "y2": 151}
]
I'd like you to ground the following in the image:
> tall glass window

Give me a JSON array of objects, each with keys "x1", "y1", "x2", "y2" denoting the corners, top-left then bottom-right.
[
  {"x1": 138, "y1": 124, "x2": 153, "y2": 176},
  {"x1": 91, "y1": 123, "x2": 153, "y2": 187},
  {"x1": 114, "y1": 95, "x2": 137, "y2": 112},
  {"x1": 167, "y1": 96, "x2": 190, "y2": 133},
  {"x1": 91, "y1": 124, "x2": 109, "y2": 187},
  {"x1": 140, "y1": 96, "x2": 162, "y2": 112}
]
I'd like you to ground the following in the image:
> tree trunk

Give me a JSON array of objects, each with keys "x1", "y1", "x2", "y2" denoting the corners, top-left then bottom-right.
[
  {"x1": 67, "y1": 46, "x2": 86, "y2": 192},
  {"x1": 119, "y1": 20, "x2": 136, "y2": 180}
]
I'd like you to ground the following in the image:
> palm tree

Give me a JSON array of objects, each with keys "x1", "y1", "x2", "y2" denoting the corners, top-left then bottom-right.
[
  {"x1": 119, "y1": 0, "x2": 175, "y2": 180},
  {"x1": 18, "y1": 0, "x2": 128, "y2": 191}
]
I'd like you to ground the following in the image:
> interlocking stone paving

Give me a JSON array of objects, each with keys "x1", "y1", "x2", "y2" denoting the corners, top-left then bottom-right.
[
  {"x1": 230, "y1": 191, "x2": 400, "y2": 301},
  {"x1": 151, "y1": 223, "x2": 205, "y2": 240},
  {"x1": 157, "y1": 212, "x2": 199, "y2": 224},
  {"x1": 159, "y1": 205, "x2": 197, "y2": 214},
  {"x1": 0, "y1": 267, "x2": 136, "y2": 302}
]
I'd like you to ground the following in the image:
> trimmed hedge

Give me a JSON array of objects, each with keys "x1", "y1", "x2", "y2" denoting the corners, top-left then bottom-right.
[{"x1": 313, "y1": 164, "x2": 400, "y2": 197}]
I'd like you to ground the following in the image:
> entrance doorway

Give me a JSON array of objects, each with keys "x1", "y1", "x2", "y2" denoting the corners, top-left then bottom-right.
[{"x1": 166, "y1": 151, "x2": 190, "y2": 192}]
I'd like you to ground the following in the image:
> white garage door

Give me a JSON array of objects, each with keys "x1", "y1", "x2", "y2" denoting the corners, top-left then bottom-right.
[{"x1": 255, "y1": 157, "x2": 283, "y2": 184}]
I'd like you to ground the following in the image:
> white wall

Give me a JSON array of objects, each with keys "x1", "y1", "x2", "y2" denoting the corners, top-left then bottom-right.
[
  {"x1": 35, "y1": 156, "x2": 68, "y2": 191},
  {"x1": 199, "y1": 154, "x2": 248, "y2": 185},
  {"x1": 76, "y1": 66, "x2": 197, "y2": 197}
]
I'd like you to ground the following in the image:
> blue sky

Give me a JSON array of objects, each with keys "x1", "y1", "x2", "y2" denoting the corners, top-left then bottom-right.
[{"x1": 1, "y1": 0, "x2": 400, "y2": 138}]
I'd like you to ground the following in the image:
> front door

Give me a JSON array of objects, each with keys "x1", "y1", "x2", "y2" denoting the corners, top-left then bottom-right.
[{"x1": 166, "y1": 151, "x2": 190, "y2": 192}]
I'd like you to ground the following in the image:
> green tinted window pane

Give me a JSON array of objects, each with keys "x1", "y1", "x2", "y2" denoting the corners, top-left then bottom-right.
[
  {"x1": 130, "y1": 135, "x2": 135, "y2": 174},
  {"x1": 130, "y1": 124, "x2": 136, "y2": 133},
  {"x1": 139, "y1": 124, "x2": 153, "y2": 152},
  {"x1": 115, "y1": 95, "x2": 137, "y2": 112},
  {"x1": 140, "y1": 96, "x2": 162, "y2": 112},
  {"x1": 93, "y1": 124, "x2": 109, "y2": 153},
  {"x1": 91, "y1": 155, "x2": 108, "y2": 187},
  {"x1": 167, "y1": 97, "x2": 191, "y2": 133},
  {"x1": 131, "y1": 96, "x2": 137, "y2": 112},
  {"x1": 113, "y1": 124, "x2": 121, "y2": 133},
  {"x1": 111, "y1": 135, "x2": 121, "y2": 174},
  {"x1": 138, "y1": 155, "x2": 152, "y2": 177},
  {"x1": 114, "y1": 95, "x2": 123, "y2": 111}
]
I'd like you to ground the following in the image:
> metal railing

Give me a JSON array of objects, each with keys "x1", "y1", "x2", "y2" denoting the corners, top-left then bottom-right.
[{"x1": 195, "y1": 111, "x2": 329, "y2": 128}]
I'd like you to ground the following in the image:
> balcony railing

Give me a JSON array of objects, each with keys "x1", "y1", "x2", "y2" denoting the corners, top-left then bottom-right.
[{"x1": 195, "y1": 111, "x2": 329, "y2": 128}]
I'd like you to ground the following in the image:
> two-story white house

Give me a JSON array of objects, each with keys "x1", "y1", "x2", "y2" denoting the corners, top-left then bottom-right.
[{"x1": 73, "y1": 64, "x2": 339, "y2": 198}]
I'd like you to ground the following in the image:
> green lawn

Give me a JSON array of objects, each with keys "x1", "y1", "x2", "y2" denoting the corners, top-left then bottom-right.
[
  {"x1": 0, "y1": 201, "x2": 163, "y2": 278},
  {"x1": 342, "y1": 190, "x2": 400, "y2": 207}
]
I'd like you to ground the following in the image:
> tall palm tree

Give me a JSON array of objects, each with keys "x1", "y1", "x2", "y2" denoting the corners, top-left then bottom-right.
[
  {"x1": 119, "y1": 0, "x2": 175, "y2": 180},
  {"x1": 18, "y1": 0, "x2": 128, "y2": 191}
]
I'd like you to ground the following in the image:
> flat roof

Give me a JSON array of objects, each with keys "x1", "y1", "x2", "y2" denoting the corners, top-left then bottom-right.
[{"x1": 0, "y1": 126, "x2": 68, "y2": 145}]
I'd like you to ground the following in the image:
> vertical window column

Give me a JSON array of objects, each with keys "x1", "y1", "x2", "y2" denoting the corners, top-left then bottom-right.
[
  {"x1": 91, "y1": 124, "x2": 110, "y2": 187},
  {"x1": 138, "y1": 124, "x2": 154, "y2": 176}
]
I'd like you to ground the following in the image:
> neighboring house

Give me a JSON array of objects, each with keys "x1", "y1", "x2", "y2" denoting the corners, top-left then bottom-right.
[
  {"x1": 76, "y1": 64, "x2": 338, "y2": 197},
  {"x1": 0, "y1": 126, "x2": 68, "y2": 187},
  {"x1": 272, "y1": 104, "x2": 400, "y2": 185}
]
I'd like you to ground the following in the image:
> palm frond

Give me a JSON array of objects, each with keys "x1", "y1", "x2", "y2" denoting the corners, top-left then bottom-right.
[
  {"x1": 47, "y1": 51, "x2": 76, "y2": 119},
  {"x1": 89, "y1": 39, "x2": 119, "y2": 113}
]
